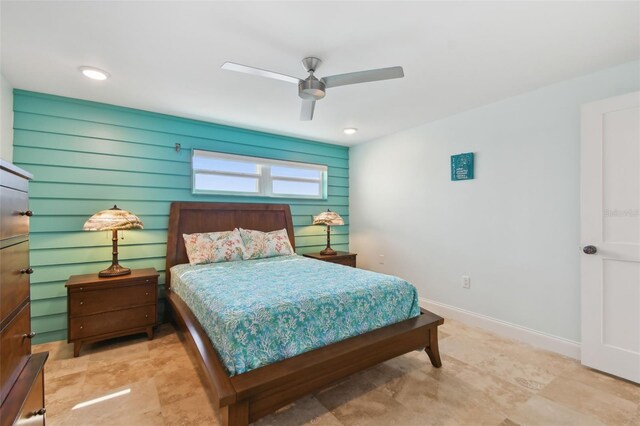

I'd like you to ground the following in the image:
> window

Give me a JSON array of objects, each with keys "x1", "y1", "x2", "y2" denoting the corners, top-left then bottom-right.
[{"x1": 192, "y1": 150, "x2": 328, "y2": 199}]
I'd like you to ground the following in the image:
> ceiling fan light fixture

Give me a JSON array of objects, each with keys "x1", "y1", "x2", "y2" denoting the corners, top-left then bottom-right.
[
  {"x1": 79, "y1": 66, "x2": 110, "y2": 81},
  {"x1": 298, "y1": 77, "x2": 326, "y2": 100},
  {"x1": 343, "y1": 128, "x2": 358, "y2": 135}
]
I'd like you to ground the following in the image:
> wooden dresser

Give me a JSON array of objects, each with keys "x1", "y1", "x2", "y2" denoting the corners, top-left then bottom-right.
[
  {"x1": 0, "y1": 160, "x2": 48, "y2": 426},
  {"x1": 66, "y1": 268, "x2": 159, "y2": 357}
]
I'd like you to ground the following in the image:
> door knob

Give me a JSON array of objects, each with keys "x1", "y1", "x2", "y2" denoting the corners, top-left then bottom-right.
[{"x1": 583, "y1": 245, "x2": 597, "y2": 254}]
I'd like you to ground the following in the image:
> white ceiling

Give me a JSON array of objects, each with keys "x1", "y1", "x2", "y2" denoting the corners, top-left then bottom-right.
[{"x1": 1, "y1": 1, "x2": 638, "y2": 146}]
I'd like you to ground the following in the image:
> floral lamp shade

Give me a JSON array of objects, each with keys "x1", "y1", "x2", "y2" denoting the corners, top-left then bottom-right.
[
  {"x1": 312, "y1": 210, "x2": 344, "y2": 227},
  {"x1": 83, "y1": 205, "x2": 144, "y2": 231}
]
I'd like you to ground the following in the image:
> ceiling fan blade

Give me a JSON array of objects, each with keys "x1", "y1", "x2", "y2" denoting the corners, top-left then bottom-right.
[
  {"x1": 300, "y1": 100, "x2": 316, "y2": 121},
  {"x1": 321, "y1": 66, "x2": 404, "y2": 89},
  {"x1": 221, "y1": 62, "x2": 300, "y2": 84}
]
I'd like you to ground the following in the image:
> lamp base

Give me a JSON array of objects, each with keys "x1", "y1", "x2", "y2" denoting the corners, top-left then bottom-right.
[
  {"x1": 99, "y1": 263, "x2": 131, "y2": 277},
  {"x1": 320, "y1": 247, "x2": 338, "y2": 256}
]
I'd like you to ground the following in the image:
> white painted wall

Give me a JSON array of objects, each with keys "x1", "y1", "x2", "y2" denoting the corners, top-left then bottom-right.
[
  {"x1": 0, "y1": 73, "x2": 14, "y2": 161},
  {"x1": 350, "y1": 60, "x2": 640, "y2": 343}
]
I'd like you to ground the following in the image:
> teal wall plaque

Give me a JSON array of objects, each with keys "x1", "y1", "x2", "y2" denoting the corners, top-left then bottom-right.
[{"x1": 451, "y1": 152, "x2": 474, "y2": 181}]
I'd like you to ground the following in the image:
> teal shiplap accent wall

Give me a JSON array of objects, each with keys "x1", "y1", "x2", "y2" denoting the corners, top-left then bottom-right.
[{"x1": 12, "y1": 90, "x2": 349, "y2": 344}]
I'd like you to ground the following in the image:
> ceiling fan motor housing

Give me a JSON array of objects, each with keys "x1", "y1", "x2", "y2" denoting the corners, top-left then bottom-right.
[{"x1": 298, "y1": 76, "x2": 326, "y2": 100}]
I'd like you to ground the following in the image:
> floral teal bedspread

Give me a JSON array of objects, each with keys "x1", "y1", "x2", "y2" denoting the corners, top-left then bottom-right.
[{"x1": 170, "y1": 255, "x2": 420, "y2": 376}]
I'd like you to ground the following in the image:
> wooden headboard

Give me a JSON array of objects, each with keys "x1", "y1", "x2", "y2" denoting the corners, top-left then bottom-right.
[{"x1": 165, "y1": 202, "x2": 295, "y2": 288}]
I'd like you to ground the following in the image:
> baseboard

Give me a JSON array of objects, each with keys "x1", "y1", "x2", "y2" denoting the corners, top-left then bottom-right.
[{"x1": 420, "y1": 298, "x2": 581, "y2": 360}]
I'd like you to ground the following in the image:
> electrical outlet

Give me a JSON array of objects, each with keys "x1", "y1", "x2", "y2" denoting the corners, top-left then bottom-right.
[
  {"x1": 462, "y1": 275, "x2": 471, "y2": 289},
  {"x1": 379, "y1": 254, "x2": 385, "y2": 265}
]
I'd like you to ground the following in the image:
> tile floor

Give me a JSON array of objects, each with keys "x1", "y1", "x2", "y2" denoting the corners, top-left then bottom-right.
[{"x1": 34, "y1": 319, "x2": 639, "y2": 426}]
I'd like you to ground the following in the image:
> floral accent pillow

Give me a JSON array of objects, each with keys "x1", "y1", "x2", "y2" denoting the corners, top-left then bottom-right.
[
  {"x1": 183, "y1": 229, "x2": 246, "y2": 265},
  {"x1": 239, "y1": 228, "x2": 294, "y2": 260}
]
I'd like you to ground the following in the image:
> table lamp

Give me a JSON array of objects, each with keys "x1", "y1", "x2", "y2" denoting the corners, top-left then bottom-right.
[
  {"x1": 83, "y1": 205, "x2": 144, "y2": 277},
  {"x1": 312, "y1": 209, "x2": 344, "y2": 255}
]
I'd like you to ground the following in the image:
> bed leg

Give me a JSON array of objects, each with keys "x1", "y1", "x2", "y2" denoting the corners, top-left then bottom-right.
[
  {"x1": 424, "y1": 326, "x2": 443, "y2": 368},
  {"x1": 221, "y1": 401, "x2": 249, "y2": 426},
  {"x1": 162, "y1": 298, "x2": 173, "y2": 324}
]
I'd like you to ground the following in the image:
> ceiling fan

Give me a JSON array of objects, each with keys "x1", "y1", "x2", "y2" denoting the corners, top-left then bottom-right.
[{"x1": 221, "y1": 57, "x2": 404, "y2": 121}]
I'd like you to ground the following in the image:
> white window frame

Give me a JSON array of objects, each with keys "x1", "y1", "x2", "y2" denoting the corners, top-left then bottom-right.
[{"x1": 192, "y1": 149, "x2": 328, "y2": 200}]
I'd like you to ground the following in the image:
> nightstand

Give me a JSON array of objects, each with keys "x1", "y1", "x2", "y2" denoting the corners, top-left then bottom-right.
[
  {"x1": 65, "y1": 268, "x2": 159, "y2": 357},
  {"x1": 303, "y1": 251, "x2": 357, "y2": 268}
]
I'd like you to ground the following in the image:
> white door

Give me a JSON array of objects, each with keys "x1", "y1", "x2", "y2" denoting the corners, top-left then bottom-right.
[{"x1": 581, "y1": 91, "x2": 640, "y2": 383}]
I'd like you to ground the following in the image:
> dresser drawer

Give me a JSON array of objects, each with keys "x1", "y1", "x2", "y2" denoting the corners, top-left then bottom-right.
[
  {"x1": 69, "y1": 280, "x2": 156, "y2": 317},
  {"x1": 69, "y1": 304, "x2": 156, "y2": 340},
  {"x1": 0, "y1": 186, "x2": 29, "y2": 241},
  {"x1": 16, "y1": 368, "x2": 45, "y2": 426},
  {"x1": 0, "y1": 304, "x2": 32, "y2": 404},
  {"x1": 0, "y1": 241, "x2": 31, "y2": 324},
  {"x1": 1, "y1": 353, "x2": 48, "y2": 426}
]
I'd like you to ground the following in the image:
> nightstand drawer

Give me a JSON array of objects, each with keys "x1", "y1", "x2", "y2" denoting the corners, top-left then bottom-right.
[
  {"x1": 324, "y1": 257, "x2": 356, "y2": 267},
  {"x1": 69, "y1": 280, "x2": 156, "y2": 317},
  {"x1": 69, "y1": 304, "x2": 156, "y2": 340},
  {"x1": 303, "y1": 251, "x2": 357, "y2": 268}
]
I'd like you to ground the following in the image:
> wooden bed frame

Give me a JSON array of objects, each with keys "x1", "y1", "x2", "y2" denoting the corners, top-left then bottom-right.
[{"x1": 165, "y1": 202, "x2": 444, "y2": 426}]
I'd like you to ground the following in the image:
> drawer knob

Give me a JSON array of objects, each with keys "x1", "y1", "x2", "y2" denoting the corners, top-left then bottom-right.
[
  {"x1": 80, "y1": 326, "x2": 83, "y2": 329},
  {"x1": 20, "y1": 267, "x2": 34, "y2": 275},
  {"x1": 80, "y1": 301, "x2": 84, "y2": 305},
  {"x1": 145, "y1": 292, "x2": 149, "y2": 296},
  {"x1": 32, "y1": 408, "x2": 46, "y2": 417},
  {"x1": 23, "y1": 331, "x2": 36, "y2": 339},
  {"x1": 19, "y1": 210, "x2": 34, "y2": 217},
  {"x1": 145, "y1": 315, "x2": 148, "y2": 318}
]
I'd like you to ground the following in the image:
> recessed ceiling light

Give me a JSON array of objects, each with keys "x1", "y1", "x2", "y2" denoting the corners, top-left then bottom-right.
[
  {"x1": 343, "y1": 128, "x2": 358, "y2": 135},
  {"x1": 79, "y1": 66, "x2": 110, "y2": 81}
]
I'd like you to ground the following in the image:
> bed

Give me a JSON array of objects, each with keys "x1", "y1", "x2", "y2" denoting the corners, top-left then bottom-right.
[{"x1": 165, "y1": 202, "x2": 443, "y2": 426}]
